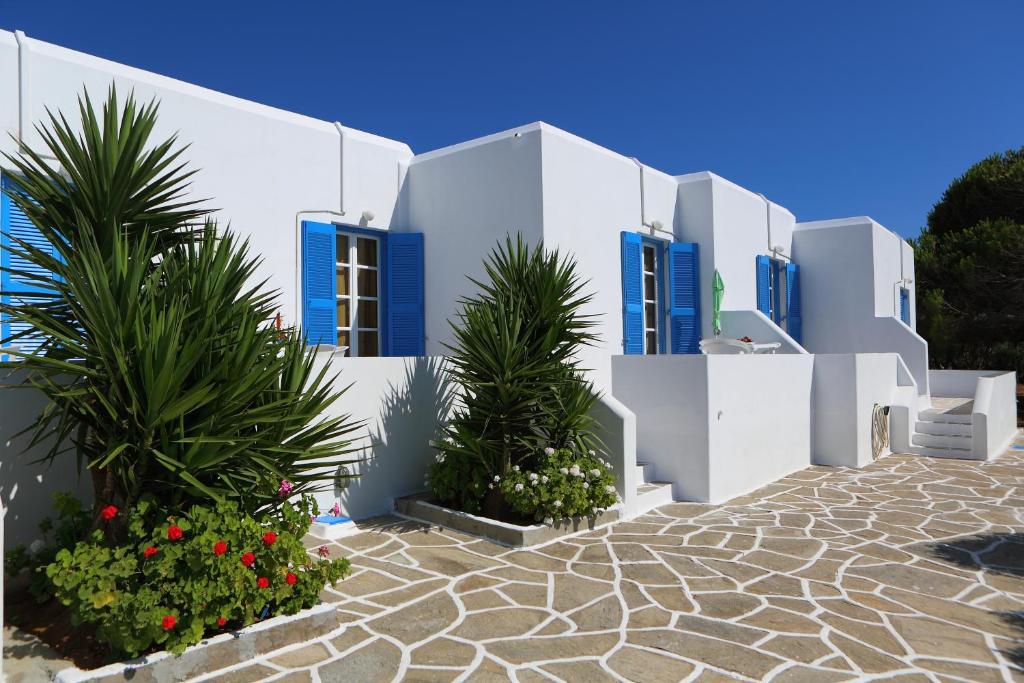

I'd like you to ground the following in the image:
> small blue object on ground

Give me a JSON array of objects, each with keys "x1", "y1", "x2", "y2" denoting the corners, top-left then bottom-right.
[
  {"x1": 1012, "y1": 445, "x2": 1024, "y2": 450},
  {"x1": 315, "y1": 515, "x2": 352, "y2": 525}
]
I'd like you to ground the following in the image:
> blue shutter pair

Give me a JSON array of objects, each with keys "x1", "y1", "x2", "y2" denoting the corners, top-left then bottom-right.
[
  {"x1": 620, "y1": 232, "x2": 700, "y2": 355},
  {"x1": 301, "y1": 221, "x2": 424, "y2": 356},
  {"x1": 755, "y1": 255, "x2": 802, "y2": 343},
  {"x1": 1, "y1": 175, "x2": 60, "y2": 356},
  {"x1": 899, "y1": 287, "x2": 910, "y2": 325}
]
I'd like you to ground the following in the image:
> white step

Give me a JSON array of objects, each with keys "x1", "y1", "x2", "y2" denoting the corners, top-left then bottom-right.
[
  {"x1": 907, "y1": 445, "x2": 977, "y2": 460},
  {"x1": 913, "y1": 433, "x2": 972, "y2": 449},
  {"x1": 916, "y1": 421, "x2": 972, "y2": 437},
  {"x1": 635, "y1": 481, "x2": 674, "y2": 515},
  {"x1": 635, "y1": 461, "x2": 653, "y2": 485},
  {"x1": 918, "y1": 409, "x2": 972, "y2": 425}
]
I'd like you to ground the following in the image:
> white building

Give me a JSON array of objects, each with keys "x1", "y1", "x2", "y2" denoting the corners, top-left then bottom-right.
[{"x1": 0, "y1": 30, "x2": 1017, "y2": 544}]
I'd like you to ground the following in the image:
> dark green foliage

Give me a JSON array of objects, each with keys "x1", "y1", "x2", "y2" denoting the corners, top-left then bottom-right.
[
  {"x1": 500, "y1": 447, "x2": 617, "y2": 522},
  {"x1": 428, "y1": 235, "x2": 607, "y2": 517},
  {"x1": 0, "y1": 88, "x2": 359, "y2": 518},
  {"x1": 914, "y1": 146, "x2": 1024, "y2": 383},
  {"x1": 926, "y1": 147, "x2": 1024, "y2": 238},
  {"x1": 47, "y1": 497, "x2": 348, "y2": 657}
]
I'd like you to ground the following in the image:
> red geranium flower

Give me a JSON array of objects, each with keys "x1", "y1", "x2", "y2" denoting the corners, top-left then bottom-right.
[
  {"x1": 100, "y1": 505, "x2": 118, "y2": 521},
  {"x1": 262, "y1": 531, "x2": 277, "y2": 546},
  {"x1": 162, "y1": 615, "x2": 176, "y2": 630},
  {"x1": 167, "y1": 525, "x2": 184, "y2": 541},
  {"x1": 217, "y1": 617, "x2": 227, "y2": 627},
  {"x1": 241, "y1": 552, "x2": 255, "y2": 567},
  {"x1": 257, "y1": 576, "x2": 270, "y2": 589},
  {"x1": 213, "y1": 540, "x2": 228, "y2": 556},
  {"x1": 143, "y1": 546, "x2": 159, "y2": 558},
  {"x1": 285, "y1": 572, "x2": 297, "y2": 585}
]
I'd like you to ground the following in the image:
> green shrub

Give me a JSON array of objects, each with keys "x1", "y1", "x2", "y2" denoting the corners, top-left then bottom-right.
[
  {"x1": 499, "y1": 447, "x2": 618, "y2": 522},
  {"x1": 428, "y1": 235, "x2": 609, "y2": 519},
  {"x1": 47, "y1": 496, "x2": 347, "y2": 657}
]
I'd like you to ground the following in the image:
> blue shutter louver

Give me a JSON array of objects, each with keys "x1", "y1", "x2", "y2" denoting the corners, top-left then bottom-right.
[
  {"x1": 786, "y1": 262, "x2": 802, "y2": 344},
  {"x1": 756, "y1": 255, "x2": 771, "y2": 318},
  {"x1": 899, "y1": 287, "x2": 910, "y2": 325},
  {"x1": 668, "y1": 242, "x2": 701, "y2": 354},
  {"x1": 620, "y1": 231, "x2": 643, "y2": 355},
  {"x1": 301, "y1": 220, "x2": 337, "y2": 346},
  {"x1": 1, "y1": 175, "x2": 57, "y2": 356},
  {"x1": 384, "y1": 232, "x2": 424, "y2": 356}
]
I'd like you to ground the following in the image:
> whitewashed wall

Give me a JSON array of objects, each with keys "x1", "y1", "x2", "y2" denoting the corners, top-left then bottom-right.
[
  {"x1": 538, "y1": 125, "x2": 677, "y2": 388},
  {"x1": 612, "y1": 354, "x2": 812, "y2": 504},
  {"x1": 309, "y1": 354, "x2": 452, "y2": 520},
  {"x1": 792, "y1": 218, "x2": 929, "y2": 395},
  {"x1": 811, "y1": 354, "x2": 909, "y2": 468},
  {"x1": 0, "y1": 375, "x2": 92, "y2": 547},
  {"x1": 0, "y1": 29, "x2": 413, "y2": 330},
  {"x1": 675, "y1": 172, "x2": 795, "y2": 343},
  {"x1": 406, "y1": 126, "x2": 545, "y2": 358}
]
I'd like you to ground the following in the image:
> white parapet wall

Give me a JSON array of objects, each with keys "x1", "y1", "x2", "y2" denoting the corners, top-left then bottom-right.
[
  {"x1": 811, "y1": 353, "x2": 915, "y2": 468},
  {"x1": 590, "y1": 394, "x2": 638, "y2": 517},
  {"x1": 611, "y1": 354, "x2": 813, "y2": 504},
  {"x1": 971, "y1": 371, "x2": 1019, "y2": 459},
  {"x1": 309, "y1": 353, "x2": 453, "y2": 520}
]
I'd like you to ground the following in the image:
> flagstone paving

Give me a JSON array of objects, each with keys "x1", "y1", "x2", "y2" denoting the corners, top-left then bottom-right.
[{"x1": 196, "y1": 446, "x2": 1024, "y2": 682}]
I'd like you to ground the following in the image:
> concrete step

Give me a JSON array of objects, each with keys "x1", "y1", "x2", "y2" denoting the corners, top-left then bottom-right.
[
  {"x1": 635, "y1": 461, "x2": 653, "y2": 485},
  {"x1": 913, "y1": 433, "x2": 972, "y2": 449},
  {"x1": 918, "y1": 409, "x2": 972, "y2": 425},
  {"x1": 907, "y1": 445, "x2": 977, "y2": 460},
  {"x1": 915, "y1": 421, "x2": 972, "y2": 437},
  {"x1": 635, "y1": 481, "x2": 674, "y2": 515}
]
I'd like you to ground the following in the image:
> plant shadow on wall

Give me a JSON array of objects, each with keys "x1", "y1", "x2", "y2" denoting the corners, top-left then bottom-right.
[
  {"x1": 927, "y1": 532, "x2": 1024, "y2": 668},
  {"x1": 333, "y1": 356, "x2": 454, "y2": 511},
  {"x1": 427, "y1": 234, "x2": 619, "y2": 525},
  {"x1": 0, "y1": 86, "x2": 357, "y2": 663}
]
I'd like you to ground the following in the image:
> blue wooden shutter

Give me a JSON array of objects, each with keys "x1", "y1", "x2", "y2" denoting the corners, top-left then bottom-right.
[
  {"x1": 899, "y1": 287, "x2": 910, "y2": 324},
  {"x1": 668, "y1": 242, "x2": 701, "y2": 354},
  {"x1": 786, "y1": 262, "x2": 802, "y2": 344},
  {"x1": 301, "y1": 220, "x2": 336, "y2": 346},
  {"x1": 620, "y1": 231, "x2": 643, "y2": 354},
  {"x1": 1, "y1": 175, "x2": 57, "y2": 355},
  {"x1": 756, "y1": 255, "x2": 771, "y2": 318},
  {"x1": 384, "y1": 232, "x2": 424, "y2": 356}
]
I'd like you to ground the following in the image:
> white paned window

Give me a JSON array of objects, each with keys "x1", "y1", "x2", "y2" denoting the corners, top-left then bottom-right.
[
  {"x1": 336, "y1": 233, "x2": 381, "y2": 357},
  {"x1": 642, "y1": 243, "x2": 660, "y2": 354}
]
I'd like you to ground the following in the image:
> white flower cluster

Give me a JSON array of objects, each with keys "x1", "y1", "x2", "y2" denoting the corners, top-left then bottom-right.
[
  {"x1": 514, "y1": 483, "x2": 524, "y2": 492},
  {"x1": 435, "y1": 452, "x2": 446, "y2": 463},
  {"x1": 544, "y1": 447, "x2": 556, "y2": 456},
  {"x1": 512, "y1": 465, "x2": 520, "y2": 472}
]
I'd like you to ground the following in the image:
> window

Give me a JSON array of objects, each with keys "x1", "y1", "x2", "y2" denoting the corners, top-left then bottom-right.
[
  {"x1": 756, "y1": 254, "x2": 801, "y2": 344},
  {"x1": 335, "y1": 232, "x2": 380, "y2": 357},
  {"x1": 301, "y1": 221, "x2": 424, "y2": 356},
  {"x1": 899, "y1": 287, "x2": 910, "y2": 324},
  {"x1": 641, "y1": 242, "x2": 661, "y2": 354}
]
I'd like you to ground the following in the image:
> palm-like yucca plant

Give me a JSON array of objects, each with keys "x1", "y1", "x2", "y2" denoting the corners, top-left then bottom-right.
[
  {"x1": 433, "y1": 234, "x2": 600, "y2": 515},
  {"x1": 0, "y1": 87, "x2": 357, "y2": 519}
]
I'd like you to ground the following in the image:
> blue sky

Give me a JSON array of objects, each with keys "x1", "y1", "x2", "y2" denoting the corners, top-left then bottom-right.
[{"x1": 4, "y1": 1, "x2": 1022, "y2": 238}]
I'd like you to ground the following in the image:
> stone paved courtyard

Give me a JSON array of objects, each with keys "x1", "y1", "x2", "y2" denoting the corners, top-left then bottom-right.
[
  {"x1": 185, "y1": 442, "x2": 1024, "y2": 683},
  {"x1": 15, "y1": 444, "x2": 1022, "y2": 682}
]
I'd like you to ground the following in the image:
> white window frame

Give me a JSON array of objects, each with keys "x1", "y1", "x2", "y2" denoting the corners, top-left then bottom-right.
[
  {"x1": 641, "y1": 242, "x2": 660, "y2": 355},
  {"x1": 336, "y1": 232, "x2": 381, "y2": 357}
]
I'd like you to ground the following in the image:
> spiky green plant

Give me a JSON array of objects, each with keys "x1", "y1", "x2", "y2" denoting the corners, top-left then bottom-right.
[
  {"x1": 430, "y1": 234, "x2": 601, "y2": 516},
  {"x1": 0, "y1": 87, "x2": 357, "y2": 519}
]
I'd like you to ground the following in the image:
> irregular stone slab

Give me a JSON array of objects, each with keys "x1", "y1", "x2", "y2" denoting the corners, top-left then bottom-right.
[
  {"x1": 571, "y1": 594, "x2": 623, "y2": 631},
  {"x1": 451, "y1": 608, "x2": 549, "y2": 640},
  {"x1": 692, "y1": 592, "x2": 762, "y2": 619},
  {"x1": 760, "y1": 635, "x2": 834, "y2": 663},
  {"x1": 402, "y1": 668, "x2": 461, "y2": 682},
  {"x1": 674, "y1": 615, "x2": 767, "y2": 646},
  {"x1": 846, "y1": 562, "x2": 972, "y2": 599},
  {"x1": 404, "y1": 545, "x2": 502, "y2": 576},
  {"x1": 330, "y1": 624, "x2": 373, "y2": 653},
  {"x1": 740, "y1": 607, "x2": 821, "y2": 635},
  {"x1": 552, "y1": 574, "x2": 612, "y2": 611},
  {"x1": 367, "y1": 591, "x2": 458, "y2": 644},
  {"x1": 410, "y1": 637, "x2": 477, "y2": 667},
  {"x1": 486, "y1": 633, "x2": 620, "y2": 664},
  {"x1": 889, "y1": 615, "x2": 996, "y2": 662},
  {"x1": 268, "y1": 643, "x2": 332, "y2": 668},
  {"x1": 498, "y1": 582, "x2": 548, "y2": 608},
  {"x1": 627, "y1": 629, "x2": 784, "y2": 679},
  {"x1": 607, "y1": 645, "x2": 694, "y2": 683},
  {"x1": 317, "y1": 638, "x2": 401, "y2": 683},
  {"x1": 541, "y1": 660, "x2": 616, "y2": 681},
  {"x1": 368, "y1": 578, "x2": 449, "y2": 608},
  {"x1": 827, "y1": 633, "x2": 905, "y2": 673}
]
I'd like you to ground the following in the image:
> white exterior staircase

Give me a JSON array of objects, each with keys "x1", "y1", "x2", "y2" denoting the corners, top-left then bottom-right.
[
  {"x1": 634, "y1": 462, "x2": 674, "y2": 514},
  {"x1": 908, "y1": 399, "x2": 975, "y2": 459}
]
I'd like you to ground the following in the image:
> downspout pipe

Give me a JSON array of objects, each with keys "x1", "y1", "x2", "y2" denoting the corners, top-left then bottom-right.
[
  {"x1": 631, "y1": 157, "x2": 673, "y2": 238},
  {"x1": 756, "y1": 192, "x2": 789, "y2": 261},
  {"x1": 15, "y1": 30, "x2": 29, "y2": 146},
  {"x1": 333, "y1": 122, "x2": 347, "y2": 217}
]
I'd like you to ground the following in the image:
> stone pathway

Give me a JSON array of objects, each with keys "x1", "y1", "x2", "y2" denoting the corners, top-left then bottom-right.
[{"x1": 201, "y1": 446, "x2": 1024, "y2": 682}]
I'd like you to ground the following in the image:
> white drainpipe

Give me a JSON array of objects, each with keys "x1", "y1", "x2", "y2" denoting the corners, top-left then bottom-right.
[
  {"x1": 631, "y1": 157, "x2": 672, "y2": 238},
  {"x1": 15, "y1": 30, "x2": 30, "y2": 146}
]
